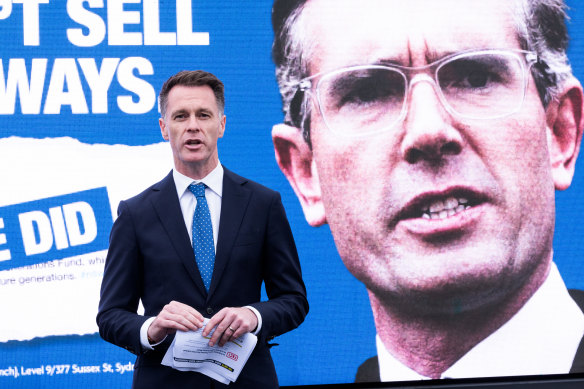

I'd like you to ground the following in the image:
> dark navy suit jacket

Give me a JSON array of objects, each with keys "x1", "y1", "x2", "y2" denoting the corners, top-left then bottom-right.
[{"x1": 97, "y1": 168, "x2": 308, "y2": 389}]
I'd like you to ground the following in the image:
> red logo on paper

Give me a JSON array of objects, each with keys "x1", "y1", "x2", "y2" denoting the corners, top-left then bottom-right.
[{"x1": 226, "y1": 352, "x2": 238, "y2": 361}]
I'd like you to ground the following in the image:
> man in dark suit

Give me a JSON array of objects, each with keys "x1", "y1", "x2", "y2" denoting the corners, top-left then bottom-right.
[
  {"x1": 354, "y1": 288, "x2": 584, "y2": 381},
  {"x1": 97, "y1": 70, "x2": 308, "y2": 388},
  {"x1": 270, "y1": 0, "x2": 584, "y2": 382}
]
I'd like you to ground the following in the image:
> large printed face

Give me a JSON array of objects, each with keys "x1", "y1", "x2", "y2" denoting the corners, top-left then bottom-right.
[
  {"x1": 160, "y1": 85, "x2": 226, "y2": 179},
  {"x1": 273, "y1": 0, "x2": 583, "y2": 314}
]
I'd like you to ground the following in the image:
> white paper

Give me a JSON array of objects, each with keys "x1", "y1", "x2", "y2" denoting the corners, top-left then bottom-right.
[{"x1": 162, "y1": 319, "x2": 257, "y2": 384}]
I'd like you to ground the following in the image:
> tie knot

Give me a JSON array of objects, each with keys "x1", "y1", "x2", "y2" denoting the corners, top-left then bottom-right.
[{"x1": 189, "y1": 183, "x2": 206, "y2": 198}]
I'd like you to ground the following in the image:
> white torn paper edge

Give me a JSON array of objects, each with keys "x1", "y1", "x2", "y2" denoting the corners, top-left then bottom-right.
[
  {"x1": 0, "y1": 136, "x2": 172, "y2": 342},
  {"x1": 162, "y1": 319, "x2": 257, "y2": 384}
]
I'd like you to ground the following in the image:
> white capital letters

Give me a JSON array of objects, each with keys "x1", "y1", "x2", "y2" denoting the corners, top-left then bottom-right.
[
  {"x1": 0, "y1": 58, "x2": 47, "y2": 114},
  {"x1": 67, "y1": 0, "x2": 106, "y2": 47},
  {"x1": 63, "y1": 202, "x2": 98, "y2": 246},
  {"x1": 44, "y1": 58, "x2": 89, "y2": 114},
  {"x1": 116, "y1": 57, "x2": 155, "y2": 114},
  {"x1": 49, "y1": 206, "x2": 69, "y2": 250},
  {"x1": 19, "y1": 211, "x2": 53, "y2": 256},
  {"x1": 78, "y1": 57, "x2": 120, "y2": 113},
  {"x1": 176, "y1": 0, "x2": 209, "y2": 45},
  {"x1": 144, "y1": 0, "x2": 175, "y2": 45},
  {"x1": 108, "y1": 0, "x2": 142, "y2": 45},
  {"x1": 0, "y1": 0, "x2": 13, "y2": 20},
  {"x1": 13, "y1": 0, "x2": 50, "y2": 46},
  {"x1": 0, "y1": 218, "x2": 11, "y2": 261}
]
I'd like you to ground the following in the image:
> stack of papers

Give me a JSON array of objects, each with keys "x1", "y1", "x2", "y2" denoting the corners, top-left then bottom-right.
[{"x1": 162, "y1": 319, "x2": 257, "y2": 384}]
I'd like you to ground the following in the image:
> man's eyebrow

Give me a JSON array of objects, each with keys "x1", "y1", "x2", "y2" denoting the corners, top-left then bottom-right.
[
  {"x1": 197, "y1": 107, "x2": 215, "y2": 115},
  {"x1": 373, "y1": 50, "x2": 464, "y2": 68},
  {"x1": 424, "y1": 50, "x2": 459, "y2": 64},
  {"x1": 170, "y1": 108, "x2": 188, "y2": 117},
  {"x1": 375, "y1": 58, "x2": 407, "y2": 67}
]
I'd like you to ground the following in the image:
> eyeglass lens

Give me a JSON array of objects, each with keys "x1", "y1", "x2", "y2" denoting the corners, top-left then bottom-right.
[{"x1": 315, "y1": 52, "x2": 527, "y2": 136}]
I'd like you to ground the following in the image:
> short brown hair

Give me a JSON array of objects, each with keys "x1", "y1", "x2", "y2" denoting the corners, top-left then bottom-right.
[{"x1": 159, "y1": 70, "x2": 225, "y2": 118}]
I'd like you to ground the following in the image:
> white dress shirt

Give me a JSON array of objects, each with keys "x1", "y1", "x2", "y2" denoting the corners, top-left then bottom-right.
[
  {"x1": 377, "y1": 263, "x2": 584, "y2": 381},
  {"x1": 140, "y1": 164, "x2": 262, "y2": 349},
  {"x1": 172, "y1": 165, "x2": 223, "y2": 251}
]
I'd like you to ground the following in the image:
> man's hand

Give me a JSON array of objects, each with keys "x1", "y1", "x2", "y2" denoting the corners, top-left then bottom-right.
[
  {"x1": 203, "y1": 307, "x2": 258, "y2": 347},
  {"x1": 147, "y1": 301, "x2": 204, "y2": 344}
]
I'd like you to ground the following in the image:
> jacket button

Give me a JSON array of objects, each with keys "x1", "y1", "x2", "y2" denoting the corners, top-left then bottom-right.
[{"x1": 206, "y1": 307, "x2": 214, "y2": 315}]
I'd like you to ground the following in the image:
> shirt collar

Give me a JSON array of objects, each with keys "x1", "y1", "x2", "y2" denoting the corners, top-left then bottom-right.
[
  {"x1": 172, "y1": 163, "x2": 224, "y2": 199},
  {"x1": 377, "y1": 263, "x2": 584, "y2": 381}
]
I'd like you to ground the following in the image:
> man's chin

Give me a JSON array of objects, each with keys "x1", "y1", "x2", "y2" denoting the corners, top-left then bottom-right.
[{"x1": 367, "y1": 273, "x2": 517, "y2": 317}]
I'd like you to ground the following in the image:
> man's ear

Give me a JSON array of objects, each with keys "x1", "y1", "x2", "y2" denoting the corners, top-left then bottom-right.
[
  {"x1": 159, "y1": 117, "x2": 169, "y2": 141},
  {"x1": 546, "y1": 77, "x2": 584, "y2": 190},
  {"x1": 218, "y1": 114, "x2": 226, "y2": 138},
  {"x1": 272, "y1": 123, "x2": 326, "y2": 226}
]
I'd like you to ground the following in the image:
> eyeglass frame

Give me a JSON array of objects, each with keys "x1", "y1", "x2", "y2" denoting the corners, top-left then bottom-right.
[{"x1": 291, "y1": 49, "x2": 541, "y2": 138}]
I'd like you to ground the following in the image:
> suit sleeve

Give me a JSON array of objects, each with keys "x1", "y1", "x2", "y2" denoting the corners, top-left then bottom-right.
[
  {"x1": 249, "y1": 192, "x2": 309, "y2": 341},
  {"x1": 96, "y1": 200, "x2": 148, "y2": 355}
]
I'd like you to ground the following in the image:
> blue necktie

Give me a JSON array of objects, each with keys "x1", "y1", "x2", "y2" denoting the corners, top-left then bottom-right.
[{"x1": 188, "y1": 183, "x2": 215, "y2": 291}]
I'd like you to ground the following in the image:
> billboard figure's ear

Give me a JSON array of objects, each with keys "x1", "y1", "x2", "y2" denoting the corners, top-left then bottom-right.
[
  {"x1": 272, "y1": 123, "x2": 326, "y2": 226},
  {"x1": 546, "y1": 77, "x2": 584, "y2": 190}
]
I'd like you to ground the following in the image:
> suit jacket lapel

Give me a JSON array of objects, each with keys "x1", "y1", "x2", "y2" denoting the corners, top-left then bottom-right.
[
  {"x1": 208, "y1": 167, "x2": 251, "y2": 297},
  {"x1": 150, "y1": 171, "x2": 208, "y2": 295}
]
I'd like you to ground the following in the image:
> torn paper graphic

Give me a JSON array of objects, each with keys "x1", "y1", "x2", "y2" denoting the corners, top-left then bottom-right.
[{"x1": 0, "y1": 136, "x2": 172, "y2": 342}]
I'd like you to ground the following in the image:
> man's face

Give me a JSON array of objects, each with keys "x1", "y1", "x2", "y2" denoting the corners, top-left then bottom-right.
[
  {"x1": 160, "y1": 85, "x2": 225, "y2": 179},
  {"x1": 286, "y1": 0, "x2": 566, "y2": 313}
]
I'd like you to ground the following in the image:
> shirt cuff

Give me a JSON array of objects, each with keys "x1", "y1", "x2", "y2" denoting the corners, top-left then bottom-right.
[
  {"x1": 140, "y1": 317, "x2": 165, "y2": 350},
  {"x1": 245, "y1": 306, "x2": 262, "y2": 335}
]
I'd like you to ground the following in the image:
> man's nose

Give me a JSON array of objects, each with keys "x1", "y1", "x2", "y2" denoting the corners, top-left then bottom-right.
[
  {"x1": 186, "y1": 115, "x2": 201, "y2": 131},
  {"x1": 399, "y1": 75, "x2": 463, "y2": 164}
]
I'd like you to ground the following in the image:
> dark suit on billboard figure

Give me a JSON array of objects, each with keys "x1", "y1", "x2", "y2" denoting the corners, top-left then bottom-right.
[
  {"x1": 97, "y1": 70, "x2": 308, "y2": 389},
  {"x1": 355, "y1": 289, "x2": 584, "y2": 382},
  {"x1": 270, "y1": 0, "x2": 584, "y2": 382}
]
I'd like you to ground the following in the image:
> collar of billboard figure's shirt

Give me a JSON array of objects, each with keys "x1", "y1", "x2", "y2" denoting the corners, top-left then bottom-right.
[{"x1": 376, "y1": 262, "x2": 584, "y2": 381}]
